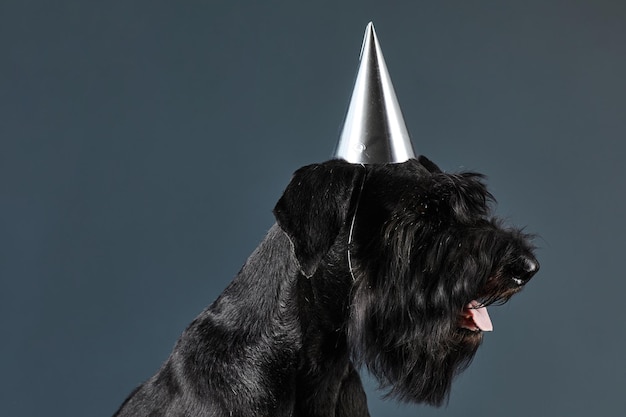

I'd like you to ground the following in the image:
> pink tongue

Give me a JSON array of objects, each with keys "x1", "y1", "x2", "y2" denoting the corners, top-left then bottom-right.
[{"x1": 468, "y1": 301, "x2": 493, "y2": 331}]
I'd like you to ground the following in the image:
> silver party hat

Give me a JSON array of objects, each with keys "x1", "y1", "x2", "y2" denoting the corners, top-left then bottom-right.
[{"x1": 334, "y1": 22, "x2": 416, "y2": 164}]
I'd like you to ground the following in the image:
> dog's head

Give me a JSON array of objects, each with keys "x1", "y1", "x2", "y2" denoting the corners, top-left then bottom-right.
[{"x1": 274, "y1": 156, "x2": 539, "y2": 406}]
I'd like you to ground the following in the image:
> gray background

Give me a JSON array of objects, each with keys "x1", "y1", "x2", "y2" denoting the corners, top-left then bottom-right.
[{"x1": 2, "y1": 1, "x2": 625, "y2": 416}]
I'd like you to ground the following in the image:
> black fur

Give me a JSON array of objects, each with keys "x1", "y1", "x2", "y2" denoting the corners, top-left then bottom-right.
[{"x1": 113, "y1": 156, "x2": 538, "y2": 416}]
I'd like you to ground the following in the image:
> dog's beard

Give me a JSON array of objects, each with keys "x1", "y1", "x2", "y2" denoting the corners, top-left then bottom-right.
[
  {"x1": 348, "y1": 284, "x2": 483, "y2": 406},
  {"x1": 345, "y1": 214, "x2": 521, "y2": 406},
  {"x1": 379, "y1": 331, "x2": 482, "y2": 406}
]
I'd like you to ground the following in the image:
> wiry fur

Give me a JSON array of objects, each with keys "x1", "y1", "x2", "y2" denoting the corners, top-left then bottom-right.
[{"x1": 113, "y1": 156, "x2": 538, "y2": 417}]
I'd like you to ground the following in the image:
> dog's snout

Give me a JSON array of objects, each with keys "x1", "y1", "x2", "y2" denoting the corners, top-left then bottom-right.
[{"x1": 513, "y1": 256, "x2": 539, "y2": 286}]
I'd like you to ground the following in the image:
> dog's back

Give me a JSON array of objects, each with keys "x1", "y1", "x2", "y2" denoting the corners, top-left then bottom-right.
[{"x1": 113, "y1": 225, "x2": 305, "y2": 416}]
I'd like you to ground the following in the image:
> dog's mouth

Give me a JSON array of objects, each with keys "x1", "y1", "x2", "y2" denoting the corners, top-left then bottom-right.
[{"x1": 459, "y1": 300, "x2": 493, "y2": 332}]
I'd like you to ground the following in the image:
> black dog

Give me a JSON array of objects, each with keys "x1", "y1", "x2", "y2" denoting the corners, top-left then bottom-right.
[{"x1": 113, "y1": 156, "x2": 538, "y2": 417}]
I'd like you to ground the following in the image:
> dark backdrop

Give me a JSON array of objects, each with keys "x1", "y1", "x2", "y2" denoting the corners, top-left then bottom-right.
[{"x1": 2, "y1": 1, "x2": 625, "y2": 416}]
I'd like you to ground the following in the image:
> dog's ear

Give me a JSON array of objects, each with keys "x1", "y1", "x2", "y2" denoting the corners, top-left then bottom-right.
[
  {"x1": 417, "y1": 155, "x2": 442, "y2": 173},
  {"x1": 273, "y1": 160, "x2": 365, "y2": 277}
]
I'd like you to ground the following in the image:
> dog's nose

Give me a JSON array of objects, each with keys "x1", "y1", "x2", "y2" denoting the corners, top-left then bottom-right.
[
  {"x1": 524, "y1": 257, "x2": 539, "y2": 275},
  {"x1": 513, "y1": 256, "x2": 539, "y2": 286}
]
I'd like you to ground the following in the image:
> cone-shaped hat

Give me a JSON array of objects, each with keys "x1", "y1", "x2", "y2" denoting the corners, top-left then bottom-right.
[{"x1": 335, "y1": 22, "x2": 416, "y2": 164}]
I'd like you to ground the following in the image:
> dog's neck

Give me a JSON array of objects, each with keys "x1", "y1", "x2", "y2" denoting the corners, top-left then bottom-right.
[{"x1": 208, "y1": 224, "x2": 302, "y2": 332}]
